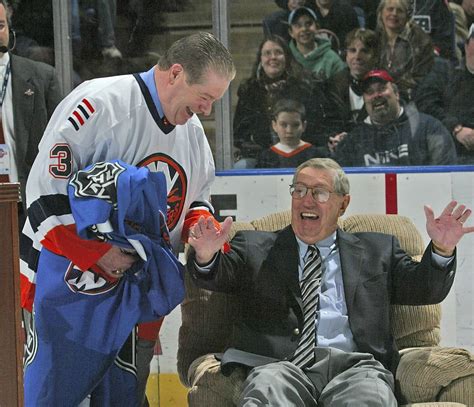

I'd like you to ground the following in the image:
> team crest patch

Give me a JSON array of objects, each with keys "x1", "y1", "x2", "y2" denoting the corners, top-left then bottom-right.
[
  {"x1": 65, "y1": 263, "x2": 119, "y2": 295},
  {"x1": 67, "y1": 98, "x2": 95, "y2": 131},
  {"x1": 70, "y1": 161, "x2": 126, "y2": 206},
  {"x1": 137, "y1": 153, "x2": 187, "y2": 231}
]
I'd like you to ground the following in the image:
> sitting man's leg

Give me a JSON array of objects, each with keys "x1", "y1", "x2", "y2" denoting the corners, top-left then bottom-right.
[
  {"x1": 309, "y1": 347, "x2": 397, "y2": 407},
  {"x1": 239, "y1": 348, "x2": 396, "y2": 407},
  {"x1": 238, "y1": 361, "x2": 318, "y2": 407}
]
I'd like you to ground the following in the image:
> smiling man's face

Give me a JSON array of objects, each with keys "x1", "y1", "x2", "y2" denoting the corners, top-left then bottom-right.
[
  {"x1": 162, "y1": 65, "x2": 230, "y2": 125},
  {"x1": 363, "y1": 81, "x2": 400, "y2": 125},
  {"x1": 291, "y1": 167, "x2": 350, "y2": 244}
]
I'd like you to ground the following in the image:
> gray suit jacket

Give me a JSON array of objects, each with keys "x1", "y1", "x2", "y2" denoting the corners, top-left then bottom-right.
[
  {"x1": 10, "y1": 54, "x2": 62, "y2": 207},
  {"x1": 187, "y1": 226, "x2": 456, "y2": 375}
]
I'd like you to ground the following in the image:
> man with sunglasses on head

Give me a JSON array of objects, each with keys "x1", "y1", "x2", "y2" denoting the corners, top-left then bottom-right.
[{"x1": 186, "y1": 157, "x2": 473, "y2": 406}]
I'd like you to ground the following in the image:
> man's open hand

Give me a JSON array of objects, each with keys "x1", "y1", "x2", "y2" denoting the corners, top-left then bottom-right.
[{"x1": 424, "y1": 201, "x2": 474, "y2": 256}]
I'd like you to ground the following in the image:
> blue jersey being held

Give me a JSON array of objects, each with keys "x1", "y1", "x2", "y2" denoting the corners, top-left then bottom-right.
[{"x1": 24, "y1": 160, "x2": 183, "y2": 406}]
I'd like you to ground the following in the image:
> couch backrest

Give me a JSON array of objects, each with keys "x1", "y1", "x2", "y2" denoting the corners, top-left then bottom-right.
[{"x1": 177, "y1": 212, "x2": 442, "y2": 386}]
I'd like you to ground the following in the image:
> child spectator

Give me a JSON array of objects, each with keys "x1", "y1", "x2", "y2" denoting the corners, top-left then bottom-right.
[
  {"x1": 257, "y1": 99, "x2": 325, "y2": 168},
  {"x1": 288, "y1": 6, "x2": 346, "y2": 80},
  {"x1": 233, "y1": 35, "x2": 332, "y2": 164}
]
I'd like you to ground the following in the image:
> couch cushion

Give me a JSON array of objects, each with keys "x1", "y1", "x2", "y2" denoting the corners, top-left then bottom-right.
[
  {"x1": 188, "y1": 354, "x2": 246, "y2": 406},
  {"x1": 391, "y1": 304, "x2": 441, "y2": 348},
  {"x1": 251, "y1": 210, "x2": 291, "y2": 232},
  {"x1": 340, "y1": 214, "x2": 425, "y2": 258}
]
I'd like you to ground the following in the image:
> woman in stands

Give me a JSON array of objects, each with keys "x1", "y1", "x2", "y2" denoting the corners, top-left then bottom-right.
[
  {"x1": 376, "y1": 0, "x2": 434, "y2": 101},
  {"x1": 233, "y1": 35, "x2": 331, "y2": 167}
]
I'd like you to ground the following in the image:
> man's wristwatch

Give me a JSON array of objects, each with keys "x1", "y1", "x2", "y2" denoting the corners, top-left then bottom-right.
[{"x1": 452, "y1": 124, "x2": 463, "y2": 138}]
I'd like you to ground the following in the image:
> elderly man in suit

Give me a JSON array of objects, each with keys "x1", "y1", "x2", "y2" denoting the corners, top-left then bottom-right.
[
  {"x1": 0, "y1": 0, "x2": 62, "y2": 222},
  {"x1": 186, "y1": 157, "x2": 473, "y2": 406}
]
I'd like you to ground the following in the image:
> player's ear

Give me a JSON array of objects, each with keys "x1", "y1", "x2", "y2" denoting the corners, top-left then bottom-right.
[{"x1": 169, "y1": 64, "x2": 184, "y2": 83}]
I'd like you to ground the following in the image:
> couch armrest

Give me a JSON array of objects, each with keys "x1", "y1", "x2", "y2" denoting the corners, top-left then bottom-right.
[
  {"x1": 438, "y1": 375, "x2": 474, "y2": 406},
  {"x1": 187, "y1": 353, "x2": 246, "y2": 407},
  {"x1": 397, "y1": 347, "x2": 474, "y2": 404}
]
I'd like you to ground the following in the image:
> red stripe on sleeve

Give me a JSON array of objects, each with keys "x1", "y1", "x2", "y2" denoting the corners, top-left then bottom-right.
[
  {"x1": 82, "y1": 98, "x2": 95, "y2": 113},
  {"x1": 72, "y1": 110, "x2": 84, "y2": 125}
]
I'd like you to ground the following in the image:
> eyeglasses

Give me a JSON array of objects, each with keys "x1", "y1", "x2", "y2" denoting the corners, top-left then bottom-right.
[
  {"x1": 289, "y1": 183, "x2": 340, "y2": 203},
  {"x1": 261, "y1": 49, "x2": 284, "y2": 58}
]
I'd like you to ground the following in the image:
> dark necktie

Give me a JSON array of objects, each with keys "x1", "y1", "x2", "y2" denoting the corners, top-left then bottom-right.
[
  {"x1": 291, "y1": 245, "x2": 322, "y2": 369},
  {"x1": 0, "y1": 119, "x2": 9, "y2": 182}
]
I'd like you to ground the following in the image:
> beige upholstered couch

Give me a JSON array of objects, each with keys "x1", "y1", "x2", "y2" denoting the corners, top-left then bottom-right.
[{"x1": 177, "y1": 212, "x2": 474, "y2": 406}]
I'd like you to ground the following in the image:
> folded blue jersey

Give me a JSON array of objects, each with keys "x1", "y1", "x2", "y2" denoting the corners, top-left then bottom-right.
[{"x1": 24, "y1": 160, "x2": 184, "y2": 406}]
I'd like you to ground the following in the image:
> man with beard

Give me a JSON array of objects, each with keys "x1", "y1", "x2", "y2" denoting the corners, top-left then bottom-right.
[{"x1": 334, "y1": 69, "x2": 456, "y2": 167}]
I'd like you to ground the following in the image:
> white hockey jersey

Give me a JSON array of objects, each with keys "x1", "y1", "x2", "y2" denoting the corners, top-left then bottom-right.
[{"x1": 20, "y1": 72, "x2": 216, "y2": 310}]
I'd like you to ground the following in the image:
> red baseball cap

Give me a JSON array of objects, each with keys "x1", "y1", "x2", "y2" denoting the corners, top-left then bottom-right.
[{"x1": 362, "y1": 69, "x2": 394, "y2": 92}]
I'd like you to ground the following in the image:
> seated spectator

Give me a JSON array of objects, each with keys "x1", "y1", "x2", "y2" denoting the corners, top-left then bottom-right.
[
  {"x1": 326, "y1": 28, "x2": 379, "y2": 133},
  {"x1": 376, "y1": 0, "x2": 434, "y2": 101},
  {"x1": 233, "y1": 35, "x2": 331, "y2": 163},
  {"x1": 186, "y1": 157, "x2": 471, "y2": 407},
  {"x1": 442, "y1": 24, "x2": 474, "y2": 164},
  {"x1": 335, "y1": 69, "x2": 457, "y2": 166},
  {"x1": 306, "y1": 0, "x2": 360, "y2": 46},
  {"x1": 262, "y1": 0, "x2": 306, "y2": 43},
  {"x1": 256, "y1": 99, "x2": 325, "y2": 168},
  {"x1": 288, "y1": 6, "x2": 346, "y2": 80}
]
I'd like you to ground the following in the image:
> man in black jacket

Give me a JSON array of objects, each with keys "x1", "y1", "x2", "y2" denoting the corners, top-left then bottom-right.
[
  {"x1": 335, "y1": 69, "x2": 457, "y2": 167},
  {"x1": 186, "y1": 157, "x2": 472, "y2": 405}
]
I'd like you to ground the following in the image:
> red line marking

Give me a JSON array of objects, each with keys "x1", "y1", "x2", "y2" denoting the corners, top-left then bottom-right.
[{"x1": 385, "y1": 173, "x2": 398, "y2": 214}]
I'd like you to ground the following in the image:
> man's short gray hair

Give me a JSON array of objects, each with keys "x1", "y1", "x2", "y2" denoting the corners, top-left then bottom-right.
[
  {"x1": 157, "y1": 32, "x2": 236, "y2": 85},
  {"x1": 293, "y1": 158, "x2": 350, "y2": 195}
]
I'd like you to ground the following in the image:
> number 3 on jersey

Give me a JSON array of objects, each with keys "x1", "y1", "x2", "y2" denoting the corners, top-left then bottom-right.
[{"x1": 49, "y1": 143, "x2": 73, "y2": 178}]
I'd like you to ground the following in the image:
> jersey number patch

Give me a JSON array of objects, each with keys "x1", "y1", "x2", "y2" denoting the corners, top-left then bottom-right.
[{"x1": 49, "y1": 143, "x2": 73, "y2": 179}]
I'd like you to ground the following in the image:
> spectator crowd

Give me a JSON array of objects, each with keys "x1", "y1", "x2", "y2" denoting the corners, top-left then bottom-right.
[{"x1": 234, "y1": 0, "x2": 474, "y2": 168}]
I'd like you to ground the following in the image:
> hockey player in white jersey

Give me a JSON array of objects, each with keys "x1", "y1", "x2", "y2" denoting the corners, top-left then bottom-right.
[{"x1": 21, "y1": 32, "x2": 235, "y2": 405}]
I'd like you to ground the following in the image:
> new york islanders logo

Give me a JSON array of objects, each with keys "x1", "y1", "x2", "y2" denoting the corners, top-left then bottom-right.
[
  {"x1": 65, "y1": 263, "x2": 119, "y2": 295},
  {"x1": 137, "y1": 153, "x2": 187, "y2": 231}
]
